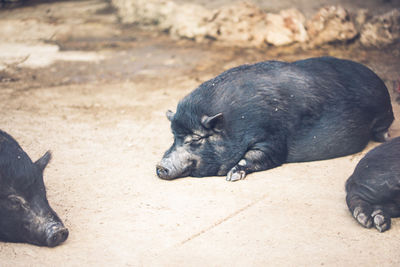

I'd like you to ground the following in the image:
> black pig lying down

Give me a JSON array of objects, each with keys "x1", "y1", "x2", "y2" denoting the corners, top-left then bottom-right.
[
  {"x1": 345, "y1": 137, "x2": 400, "y2": 232},
  {"x1": 0, "y1": 130, "x2": 68, "y2": 247},
  {"x1": 156, "y1": 56, "x2": 394, "y2": 181}
]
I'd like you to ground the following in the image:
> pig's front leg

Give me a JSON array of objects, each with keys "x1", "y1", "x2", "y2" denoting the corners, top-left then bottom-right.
[{"x1": 226, "y1": 142, "x2": 286, "y2": 181}]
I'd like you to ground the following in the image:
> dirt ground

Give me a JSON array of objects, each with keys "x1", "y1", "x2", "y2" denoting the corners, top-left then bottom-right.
[{"x1": 1, "y1": 0, "x2": 400, "y2": 266}]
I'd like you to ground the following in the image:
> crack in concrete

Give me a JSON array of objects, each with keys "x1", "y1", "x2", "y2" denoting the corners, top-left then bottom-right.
[{"x1": 178, "y1": 193, "x2": 268, "y2": 246}]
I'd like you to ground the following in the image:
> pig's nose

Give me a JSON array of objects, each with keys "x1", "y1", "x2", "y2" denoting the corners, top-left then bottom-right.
[
  {"x1": 156, "y1": 164, "x2": 170, "y2": 179},
  {"x1": 46, "y1": 226, "x2": 69, "y2": 247}
]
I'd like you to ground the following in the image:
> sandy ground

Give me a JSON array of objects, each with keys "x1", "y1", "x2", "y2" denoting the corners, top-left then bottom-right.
[{"x1": 1, "y1": 0, "x2": 400, "y2": 266}]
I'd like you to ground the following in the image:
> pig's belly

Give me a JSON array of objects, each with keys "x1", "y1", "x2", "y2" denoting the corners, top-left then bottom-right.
[{"x1": 285, "y1": 115, "x2": 371, "y2": 163}]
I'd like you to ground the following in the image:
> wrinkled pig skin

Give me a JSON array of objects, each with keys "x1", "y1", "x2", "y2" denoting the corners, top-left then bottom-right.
[
  {"x1": 157, "y1": 56, "x2": 394, "y2": 182},
  {"x1": 345, "y1": 136, "x2": 400, "y2": 232},
  {"x1": 0, "y1": 130, "x2": 68, "y2": 247}
]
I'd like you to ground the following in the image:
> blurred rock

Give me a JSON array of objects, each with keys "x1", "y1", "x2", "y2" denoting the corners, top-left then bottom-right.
[
  {"x1": 265, "y1": 8, "x2": 308, "y2": 46},
  {"x1": 181, "y1": 2, "x2": 307, "y2": 47},
  {"x1": 163, "y1": 3, "x2": 213, "y2": 41},
  {"x1": 206, "y1": 1, "x2": 269, "y2": 47},
  {"x1": 307, "y1": 6, "x2": 357, "y2": 46},
  {"x1": 114, "y1": 1, "x2": 400, "y2": 48},
  {"x1": 111, "y1": 0, "x2": 176, "y2": 25},
  {"x1": 360, "y1": 9, "x2": 400, "y2": 48},
  {"x1": 354, "y1": 9, "x2": 371, "y2": 31},
  {"x1": 112, "y1": 0, "x2": 212, "y2": 41},
  {"x1": 112, "y1": 0, "x2": 309, "y2": 47}
]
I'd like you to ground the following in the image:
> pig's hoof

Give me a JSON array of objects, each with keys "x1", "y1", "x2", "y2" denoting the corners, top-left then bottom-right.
[
  {"x1": 373, "y1": 131, "x2": 391, "y2": 142},
  {"x1": 371, "y1": 209, "x2": 391, "y2": 232},
  {"x1": 226, "y1": 167, "x2": 246, "y2": 182},
  {"x1": 353, "y1": 207, "x2": 373, "y2": 228}
]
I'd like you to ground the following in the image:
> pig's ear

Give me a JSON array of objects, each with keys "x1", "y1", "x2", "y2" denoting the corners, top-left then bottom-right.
[
  {"x1": 35, "y1": 151, "x2": 52, "y2": 172},
  {"x1": 201, "y1": 113, "x2": 223, "y2": 132},
  {"x1": 166, "y1": 110, "x2": 175, "y2": 121}
]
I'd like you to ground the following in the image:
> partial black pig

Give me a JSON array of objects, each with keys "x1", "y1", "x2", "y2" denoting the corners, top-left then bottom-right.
[
  {"x1": 157, "y1": 57, "x2": 394, "y2": 181},
  {"x1": 0, "y1": 130, "x2": 68, "y2": 247},
  {"x1": 346, "y1": 136, "x2": 400, "y2": 232}
]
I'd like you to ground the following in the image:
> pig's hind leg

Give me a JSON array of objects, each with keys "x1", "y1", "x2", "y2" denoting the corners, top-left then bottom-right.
[
  {"x1": 226, "y1": 142, "x2": 286, "y2": 181},
  {"x1": 346, "y1": 194, "x2": 392, "y2": 232},
  {"x1": 371, "y1": 201, "x2": 400, "y2": 232},
  {"x1": 371, "y1": 112, "x2": 394, "y2": 142},
  {"x1": 346, "y1": 194, "x2": 375, "y2": 228},
  {"x1": 370, "y1": 207, "x2": 391, "y2": 232}
]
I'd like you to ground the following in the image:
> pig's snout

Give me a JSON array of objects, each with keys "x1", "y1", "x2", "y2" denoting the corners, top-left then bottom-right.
[
  {"x1": 45, "y1": 224, "x2": 69, "y2": 247},
  {"x1": 156, "y1": 158, "x2": 195, "y2": 180},
  {"x1": 157, "y1": 147, "x2": 197, "y2": 179},
  {"x1": 156, "y1": 164, "x2": 171, "y2": 179}
]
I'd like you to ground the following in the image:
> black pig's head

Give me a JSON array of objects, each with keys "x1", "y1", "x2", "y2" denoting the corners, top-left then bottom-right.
[
  {"x1": 156, "y1": 106, "x2": 241, "y2": 180},
  {"x1": 0, "y1": 137, "x2": 68, "y2": 247}
]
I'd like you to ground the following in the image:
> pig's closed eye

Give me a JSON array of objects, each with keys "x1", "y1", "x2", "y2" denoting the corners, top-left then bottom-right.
[
  {"x1": 184, "y1": 135, "x2": 203, "y2": 145},
  {"x1": 191, "y1": 135, "x2": 202, "y2": 143}
]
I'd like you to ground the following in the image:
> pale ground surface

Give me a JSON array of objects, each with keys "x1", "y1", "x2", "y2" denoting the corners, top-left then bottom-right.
[{"x1": 0, "y1": 1, "x2": 400, "y2": 266}]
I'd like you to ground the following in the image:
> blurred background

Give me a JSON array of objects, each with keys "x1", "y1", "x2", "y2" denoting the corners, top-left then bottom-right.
[{"x1": 0, "y1": 1, "x2": 399, "y2": 266}]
